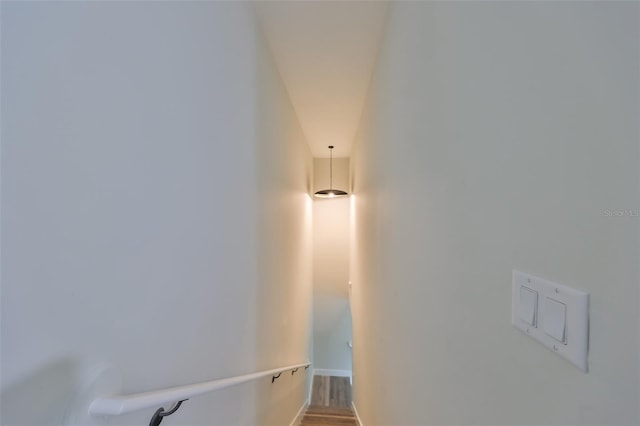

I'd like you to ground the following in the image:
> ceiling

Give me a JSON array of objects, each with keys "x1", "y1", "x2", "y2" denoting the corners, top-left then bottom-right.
[{"x1": 253, "y1": 1, "x2": 389, "y2": 158}]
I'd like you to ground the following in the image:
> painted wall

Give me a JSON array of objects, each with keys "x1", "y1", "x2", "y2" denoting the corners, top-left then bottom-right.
[
  {"x1": 312, "y1": 159, "x2": 352, "y2": 373},
  {"x1": 351, "y1": 2, "x2": 639, "y2": 425},
  {"x1": 312, "y1": 301, "x2": 352, "y2": 375},
  {"x1": 1, "y1": 2, "x2": 312, "y2": 425}
]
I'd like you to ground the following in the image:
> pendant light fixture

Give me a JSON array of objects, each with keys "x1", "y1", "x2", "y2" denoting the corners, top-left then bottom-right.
[{"x1": 314, "y1": 145, "x2": 348, "y2": 198}]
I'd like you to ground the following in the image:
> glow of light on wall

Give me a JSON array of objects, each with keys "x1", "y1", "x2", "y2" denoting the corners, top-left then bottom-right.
[{"x1": 349, "y1": 194, "x2": 356, "y2": 298}]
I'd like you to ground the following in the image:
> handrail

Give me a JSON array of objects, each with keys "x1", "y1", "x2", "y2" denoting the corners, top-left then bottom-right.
[{"x1": 89, "y1": 362, "x2": 311, "y2": 417}]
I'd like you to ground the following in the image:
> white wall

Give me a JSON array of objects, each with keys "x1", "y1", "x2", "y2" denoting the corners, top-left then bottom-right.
[
  {"x1": 312, "y1": 303, "x2": 352, "y2": 375},
  {"x1": 312, "y1": 168, "x2": 352, "y2": 373},
  {"x1": 351, "y1": 2, "x2": 639, "y2": 425},
  {"x1": 1, "y1": 2, "x2": 312, "y2": 425}
]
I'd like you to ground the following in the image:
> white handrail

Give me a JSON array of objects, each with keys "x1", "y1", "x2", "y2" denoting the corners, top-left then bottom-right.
[{"x1": 89, "y1": 362, "x2": 311, "y2": 416}]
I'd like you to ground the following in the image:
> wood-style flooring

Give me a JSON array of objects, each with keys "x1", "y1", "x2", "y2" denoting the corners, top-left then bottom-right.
[
  {"x1": 301, "y1": 376, "x2": 356, "y2": 425},
  {"x1": 310, "y1": 375, "x2": 352, "y2": 408},
  {"x1": 301, "y1": 406, "x2": 356, "y2": 426}
]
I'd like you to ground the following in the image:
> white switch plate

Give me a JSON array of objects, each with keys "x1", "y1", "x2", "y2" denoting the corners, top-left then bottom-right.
[{"x1": 512, "y1": 270, "x2": 590, "y2": 372}]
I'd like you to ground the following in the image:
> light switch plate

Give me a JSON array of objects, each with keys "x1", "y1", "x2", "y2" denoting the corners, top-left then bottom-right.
[{"x1": 512, "y1": 270, "x2": 590, "y2": 372}]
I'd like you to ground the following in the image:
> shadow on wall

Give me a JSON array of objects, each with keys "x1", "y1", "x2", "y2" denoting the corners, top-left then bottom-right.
[{"x1": 1, "y1": 358, "x2": 77, "y2": 426}]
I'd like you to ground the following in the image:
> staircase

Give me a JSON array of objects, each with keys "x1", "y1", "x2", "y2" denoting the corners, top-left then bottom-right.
[
  {"x1": 300, "y1": 375, "x2": 356, "y2": 425},
  {"x1": 301, "y1": 406, "x2": 356, "y2": 425}
]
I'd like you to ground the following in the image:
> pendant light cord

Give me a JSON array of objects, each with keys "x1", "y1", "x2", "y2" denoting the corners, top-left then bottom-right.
[
  {"x1": 329, "y1": 147, "x2": 333, "y2": 190},
  {"x1": 314, "y1": 145, "x2": 346, "y2": 198}
]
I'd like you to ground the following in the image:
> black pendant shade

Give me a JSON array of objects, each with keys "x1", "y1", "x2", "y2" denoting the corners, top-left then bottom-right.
[
  {"x1": 314, "y1": 188, "x2": 349, "y2": 198},
  {"x1": 314, "y1": 145, "x2": 348, "y2": 198}
]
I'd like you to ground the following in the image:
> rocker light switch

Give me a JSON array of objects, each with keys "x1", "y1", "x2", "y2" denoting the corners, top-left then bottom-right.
[
  {"x1": 519, "y1": 286, "x2": 538, "y2": 326},
  {"x1": 512, "y1": 270, "x2": 589, "y2": 372},
  {"x1": 544, "y1": 298, "x2": 567, "y2": 344}
]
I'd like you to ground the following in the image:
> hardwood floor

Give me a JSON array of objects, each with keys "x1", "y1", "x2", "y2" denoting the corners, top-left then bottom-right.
[
  {"x1": 310, "y1": 375, "x2": 352, "y2": 408},
  {"x1": 302, "y1": 376, "x2": 356, "y2": 425}
]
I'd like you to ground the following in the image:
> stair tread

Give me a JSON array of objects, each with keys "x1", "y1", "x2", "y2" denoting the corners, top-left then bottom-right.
[
  {"x1": 301, "y1": 423, "x2": 357, "y2": 426},
  {"x1": 306, "y1": 406, "x2": 354, "y2": 416},
  {"x1": 304, "y1": 413, "x2": 355, "y2": 419},
  {"x1": 301, "y1": 421, "x2": 357, "y2": 426},
  {"x1": 303, "y1": 415, "x2": 355, "y2": 421},
  {"x1": 301, "y1": 404, "x2": 356, "y2": 426}
]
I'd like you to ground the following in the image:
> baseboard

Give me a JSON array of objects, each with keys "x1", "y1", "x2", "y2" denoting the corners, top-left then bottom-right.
[
  {"x1": 352, "y1": 401, "x2": 363, "y2": 426},
  {"x1": 289, "y1": 400, "x2": 308, "y2": 426},
  {"x1": 313, "y1": 368, "x2": 352, "y2": 377}
]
